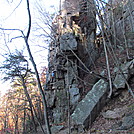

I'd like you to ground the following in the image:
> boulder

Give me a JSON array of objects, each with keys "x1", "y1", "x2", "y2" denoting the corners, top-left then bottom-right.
[
  {"x1": 71, "y1": 79, "x2": 108, "y2": 131},
  {"x1": 118, "y1": 112, "x2": 134, "y2": 130},
  {"x1": 113, "y1": 59, "x2": 134, "y2": 89},
  {"x1": 112, "y1": 112, "x2": 134, "y2": 131},
  {"x1": 113, "y1": 73, "x2": 128, "y2": 89},
  {"x1": 102, "y1": 107, "x2": 126, "y2": 119},
  {"x1": 114, "y1": 60, "x2": 134, "y2": 73}
]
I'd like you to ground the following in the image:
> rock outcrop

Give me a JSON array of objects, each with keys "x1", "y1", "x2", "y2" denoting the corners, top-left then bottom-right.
[
  {"x1": 71, "y1": 79, "x2": 108, "y2": 132},
  {"x1": 45, "y1": 0, "x2": 98, "y2": 126},
  {"x1": 113, "y1": 59, "x2": 134, "y2": 89},
  {"x1": 44, "y1": 0, "x2": 134, "y2": 133}
]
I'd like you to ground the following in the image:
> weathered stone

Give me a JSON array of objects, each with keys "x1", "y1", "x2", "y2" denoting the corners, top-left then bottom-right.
[
  {"x1": 112, "y1": 112, "x2": 134, "y2": 130},
  {"x1": 71, "y1": 79, "x2": 108, "y2": 130},
  {"x1": 51, "y1": 125, "x2": 64, "y2": 134},
  {"x1": 102, "y1": 107, "x2": 126, "y2": 119},
  {"x1": 58, "y1": 128, "x2": 78, "y2": 134},
  {"x1": 53, "y1": 80, "x2": 65, "y2": 89},
  {"x1": 105, "y1": 0, "x2": 134, "y2": 46},
  {"x1": 117, "y1": 112, "x2": 134, "y2": 130},
  {"x1": 46, "y1": 0, "x2": 98, "y2": 128},
  {"x1": 113, "y1": 60, "x2": 134, "y2": 89},
  {"x1": 65, "y1": 60, "x2": 78, "y2": 85},
  {"x1": 53, "y1": 108, "x2": 64, "y2": 124},
  {"x1": 55, "y1": 71, "x2": 64, "y2": 79},
  {"x1": 60, "y1": 33, "x2": 77, "y2": 51},
  {"x1": 53, "y1": 106, "x2": 68, "y2": 124},
  {"x1": 126, "y1": 32, "x2": 134, "y2": 49},
  {"x1": 69, "y1": 84, "x2": 80, "y2": 105},
  {"x1": 54, "y1": 89, "x2": 69, "y2": 124},
  {"x1": 55, "y1": 89, "x2": 68, "y2": 107},
  {"x1": 113, "y1": 72, "x2": 128, "y2": 89},
  {"x1": 128, "y1": 38, "x2": 134, "y2": 49},
  {"x1": 45, "y1": 90, "x2": 56, "y2": 107},
  {"x1": 114, "y1": 60, "x2": 134, "y2": 73}
]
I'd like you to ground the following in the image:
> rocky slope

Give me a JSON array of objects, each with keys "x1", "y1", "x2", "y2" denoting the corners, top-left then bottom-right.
[{"x1": 33, "y1": 0, "x2": 134, "y2": 133}]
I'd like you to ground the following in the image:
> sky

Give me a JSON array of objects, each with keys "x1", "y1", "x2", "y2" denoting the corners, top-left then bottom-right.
[{"x1": 0, "y1": 0, "x2": 60, "y2": 96}]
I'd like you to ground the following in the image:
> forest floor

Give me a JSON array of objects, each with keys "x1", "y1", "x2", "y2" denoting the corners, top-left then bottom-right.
[
  {"x1": 57, "y1": 90, "x2": 134, "y2": 134},
  {"x1": 86, "y1": 89, "x2": 134, "y2": 134},
  {"x1": 85, "y1": 48, "x2": 134, "y2": 134},
  {"x1": 84, "y1": 48, "x2": 134, "y2": 134}
]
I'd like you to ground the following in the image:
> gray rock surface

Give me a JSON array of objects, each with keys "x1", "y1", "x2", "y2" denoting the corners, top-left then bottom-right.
[
  {"x1": 65, "y1": 60, "x2": 78, "y2": 85},
  {"x1": 113, "y1": 73, "x2": 128, "y2": 89},
  {"x1": 71, "y1": 79, "x2": 108, "y2": 130},
  {"x1": 69, "y1": 84, "x2": 80, "y2": 105},
  {"x1": 112, "y1": 112, "x2": 134, "y2": 131},
  {"x1": 53, "y1": 107, "x2": 67, "y2": 124},
  {"x1": 45, "y1": 90, "x2": 56, "y2": 107},
  {"x1": 51, "y1": 125, "x2": 64, "y2": 134},
  {"x1": 60, "y1": 33, "x2": 77, "y2": 51},
  {"x1": 113, "y1": 60, "x2": 134, "y2": 89},
  {"x1": 118, "y1": 112, "x2": 134, "y2": 130},
  {"x1": 51, "y1": 89, "x2": 68, "y2": 124},
  {"x1": 105, "y1": 0, "x2": 134, "y2": 47},
  {"x1": 102, "y1": 107, "x2": 126, "y2": 119},
  {"x1": 53, "y1": 80, "x2": 65, "y2": 89}
]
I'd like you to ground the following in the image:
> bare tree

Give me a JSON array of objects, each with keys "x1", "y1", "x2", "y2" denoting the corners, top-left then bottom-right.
[
  {"x1": 0, "y1": 0, "x2": 51, "y2": 133},
  {"x1": 24, "y1": 0, "x2": 51, "y2": 133},
  {"x1": 0, "y1": 51, "x2": 37, "y2": 132}
]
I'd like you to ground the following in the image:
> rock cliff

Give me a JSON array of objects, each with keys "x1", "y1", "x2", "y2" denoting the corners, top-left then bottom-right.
[
  {"x1": 44, "y1": 0, "x2": 134, "y2": 133},
  {"x1": 45, "y1": 0, "x2": 98, "y2": 126}
]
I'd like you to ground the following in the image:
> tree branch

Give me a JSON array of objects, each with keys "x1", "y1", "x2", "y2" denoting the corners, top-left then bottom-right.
[
  {"x1": 0, "y1": 27, "x2": 23, "y2": 33},
  {"x1": 26, "y1": 0, "x2": 31, "y2": 39},
  {"x1": 10, "y1": 36, "x2": 23, "y2": 42},
  {"x1": 25, "y1": 0, "x2": 51, "y2": 133},
  {"x1": 5, "y1": 0, "x2": 23, "y2": 20}
]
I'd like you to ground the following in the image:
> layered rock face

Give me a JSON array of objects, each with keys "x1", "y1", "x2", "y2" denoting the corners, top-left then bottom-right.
[
  {"x1": 44, "y1": 0, "x2": 134, "y2": 132},
  {"x1": 45, "y1": 0, "x2": 98, "y2": 125}
]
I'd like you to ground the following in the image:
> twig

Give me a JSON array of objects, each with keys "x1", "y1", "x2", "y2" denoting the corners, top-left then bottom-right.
[
  {"x1": 95, "y1": 1, "x2": 113, "y2": 98},
  {"x1": 4, "y1": 0, "x2": 23, "y2": 20},
  {"x1": 10, "y1": 36, "x2": 23, "y2": 42}
]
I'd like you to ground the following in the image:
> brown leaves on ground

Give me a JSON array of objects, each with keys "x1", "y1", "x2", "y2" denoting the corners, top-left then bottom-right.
[{"x1": 88, "y1": 90, "x2": 134, "y2": 134}]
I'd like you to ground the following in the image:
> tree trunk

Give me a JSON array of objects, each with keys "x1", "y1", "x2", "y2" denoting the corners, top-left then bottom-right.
[
  {"x1": 24, "y1": 0, "x2": 51, "y2": 133},
  {"x1": 23, "y1": 102, "x2": 26, "y2": 134},
  {"x1": 14, "y1": 114, "x2": 19, "y2": 134},
  {"x1": 21, "y1": 77, "x2": 37, "y2": 132},
  {"x1": 95, "y1": 1, "x2": 113, "y2": 98},
  {"x1": 24, "y1": 37, "x2": 51, "y2": 134}
]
